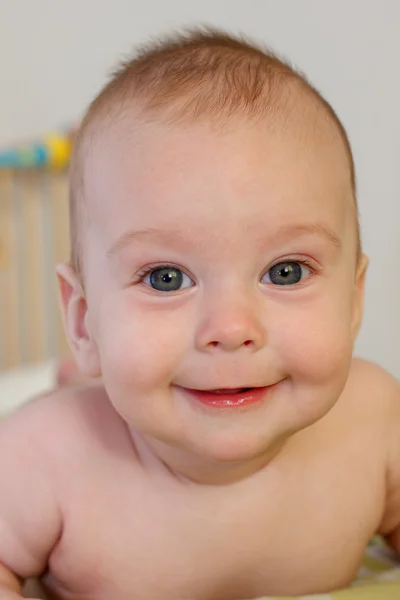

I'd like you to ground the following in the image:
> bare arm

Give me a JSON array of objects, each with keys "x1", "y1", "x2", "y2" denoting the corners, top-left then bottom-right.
[
  {"x1": 375, "y1": 367, "x2": 400, "y2": 551},
  {"x1": 0, "y1": 396, "x2": 63, "y2": 597}
]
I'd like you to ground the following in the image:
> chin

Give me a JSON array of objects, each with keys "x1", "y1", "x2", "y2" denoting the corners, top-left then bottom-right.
[{"x1": 189, "y1": 428, "x2": 287, "y2": 464}]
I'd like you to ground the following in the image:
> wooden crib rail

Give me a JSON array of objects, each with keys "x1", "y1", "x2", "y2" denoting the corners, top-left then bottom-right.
[{"x1": 0, "y1": 170, "x2": 70, "y2": 370}]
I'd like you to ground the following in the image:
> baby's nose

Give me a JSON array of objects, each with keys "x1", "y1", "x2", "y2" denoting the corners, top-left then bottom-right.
[{"x1": 195, "y1": 298, "x2": 266, "y2": 353}]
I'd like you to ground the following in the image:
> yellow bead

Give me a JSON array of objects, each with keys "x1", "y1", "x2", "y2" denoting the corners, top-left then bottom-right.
[{"x1": 45, "y1": 134, "x2": 72, "y2": 169}]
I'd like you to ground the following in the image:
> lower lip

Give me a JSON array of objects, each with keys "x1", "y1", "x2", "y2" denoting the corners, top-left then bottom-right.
[{"x1": 181, "y1": 386, "x2": 272, "y2": 408}]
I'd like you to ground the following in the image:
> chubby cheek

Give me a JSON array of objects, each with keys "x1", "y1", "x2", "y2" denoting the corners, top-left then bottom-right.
[
  {"x1": 274, "y1": 289, "x2": 354, "y2": 389},
  {"x1": 92, "y1": 293, "x2": 189, "y2": 395}
]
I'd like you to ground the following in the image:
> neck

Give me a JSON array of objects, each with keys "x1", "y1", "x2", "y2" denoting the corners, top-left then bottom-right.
[{"x1": 130, "y1": 430, "x2": 287, "y2": 485}]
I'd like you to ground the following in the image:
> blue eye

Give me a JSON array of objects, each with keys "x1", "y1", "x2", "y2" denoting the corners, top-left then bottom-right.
[
  {"x1": 263, "y1": 261, "x2": 310, "y2": 286},
  {"x1": 138, "y1": 261, "x2": 311, "y2": 292},
  {"x1": 143, "y1": 267, "x2": 193, "y2": 292}
]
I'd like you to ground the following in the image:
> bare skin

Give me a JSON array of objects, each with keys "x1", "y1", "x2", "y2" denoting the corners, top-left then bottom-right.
[
  {"x1": 0, "y1": 358, "x2": 398, "y2": 600},
  {"x1": 1, "y1": 103, "x2": 399, "y2": 598}
]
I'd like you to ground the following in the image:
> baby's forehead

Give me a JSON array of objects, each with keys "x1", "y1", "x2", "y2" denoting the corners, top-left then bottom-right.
[
  {"x1": 79, "y1": 109, "x2": 359, "y2": 271},
  {"x1": 81, "y1": 81, "x2": 352, "y2": 221},
  {"x1": 87, "y1": 113, "x2": 352, "y2": 233}
]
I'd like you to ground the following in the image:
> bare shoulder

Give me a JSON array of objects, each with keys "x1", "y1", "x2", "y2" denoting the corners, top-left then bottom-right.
[
  {"x1": 1, "y1": 383, "x2": 124, "y2": 461},
  {"x1": 324, "y1": 357, "x2": 399, "y2": 458},
  {"x1": 330, "y1": 358, "x2": 399, "y2": 464},
  {"x1": 345, "y1": 359, "x2": 400, "y2": 543},
  {"x1": 344, "y1": 357, "x2": 399, "y2": 414},
  {"x1": 348, "y1": 356, "x2": 398, "y2": 390}
]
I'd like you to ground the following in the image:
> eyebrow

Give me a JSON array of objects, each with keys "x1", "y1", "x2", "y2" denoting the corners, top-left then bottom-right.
[{"x1": 107, "y1": 221, "x2": 342, "y2": 258}]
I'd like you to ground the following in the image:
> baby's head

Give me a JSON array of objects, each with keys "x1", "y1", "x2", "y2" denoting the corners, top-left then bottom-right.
[{"x1": 59, "y1": 29, "x2": 368, "y2": 481}]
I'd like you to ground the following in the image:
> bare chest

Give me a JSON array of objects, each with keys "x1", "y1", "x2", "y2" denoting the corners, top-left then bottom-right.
[{"x1": 45, "y1": 452, "x2": 385, "y2": 600}]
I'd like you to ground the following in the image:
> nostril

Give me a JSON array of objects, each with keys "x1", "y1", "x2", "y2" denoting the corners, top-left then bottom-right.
[{"x1": 208, "y1": 339, "x2": 254, "y2": 348}]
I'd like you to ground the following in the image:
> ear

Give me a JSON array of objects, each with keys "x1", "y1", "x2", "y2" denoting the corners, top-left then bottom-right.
[
  {"x1": 56, "y1": 263, "x2": 101, "y2": 377},
  {"x1": 351, "y1": 253, "x2": 369, "y2": 341}
]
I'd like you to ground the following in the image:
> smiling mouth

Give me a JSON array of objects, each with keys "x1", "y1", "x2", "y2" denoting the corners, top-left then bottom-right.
[{"x1": 178, "y1": 385, "x2": 276, "y2": 409}]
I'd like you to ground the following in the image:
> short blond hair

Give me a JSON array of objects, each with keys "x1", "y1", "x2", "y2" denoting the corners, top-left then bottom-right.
[{"x1": 69, "y1": 28, "x2": 359, "y2": 276}]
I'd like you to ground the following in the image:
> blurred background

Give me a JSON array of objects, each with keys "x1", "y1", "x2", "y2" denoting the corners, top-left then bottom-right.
[{"x1": 0, "y1": 0, "x2": 398, "y2": 407}]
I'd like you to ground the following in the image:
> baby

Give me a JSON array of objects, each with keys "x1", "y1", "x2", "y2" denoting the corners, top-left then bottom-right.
[{"x1": 1, "y1": 28, "x2": 400, "y2": 600}]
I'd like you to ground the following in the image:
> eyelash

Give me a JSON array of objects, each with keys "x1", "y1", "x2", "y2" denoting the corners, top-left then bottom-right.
[{"x1": 133, "y1": 258, "x2": 317, "y2": 290}]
